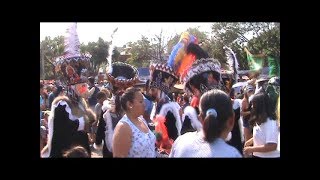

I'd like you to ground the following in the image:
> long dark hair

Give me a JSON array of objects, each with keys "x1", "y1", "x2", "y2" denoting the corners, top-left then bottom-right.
[
  {"x1": 200, "y1": 89, "x2": 234, "y2": 143},
  {"x1": 249, "y1": 92, "x2": 276, "y2": 126}
]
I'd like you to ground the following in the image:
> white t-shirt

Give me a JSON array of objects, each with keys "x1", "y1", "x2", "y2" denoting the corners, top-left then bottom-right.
[
  {"x1": 169, "y1": 131, "x2": 242, "y2": 158},
  {"x1": 253, "y1": 118, "x2": 280, "y2": 157}
]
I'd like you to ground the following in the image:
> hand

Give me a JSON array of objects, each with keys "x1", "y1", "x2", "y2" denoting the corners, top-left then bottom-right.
[
  {"x1": 244, "y1": 140, "x2": 253, "y2": 147},
  {"x1": 243, "y1": 146, "x2": 253, "y2": 155}
]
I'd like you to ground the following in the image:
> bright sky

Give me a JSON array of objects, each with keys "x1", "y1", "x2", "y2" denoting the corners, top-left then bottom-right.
[{"x1": 40, "y1": 22, "x2": 213, "y2": 47}]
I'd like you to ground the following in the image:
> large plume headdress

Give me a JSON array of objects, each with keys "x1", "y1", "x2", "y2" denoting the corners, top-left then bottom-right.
[
  {"x1": 53, "y1": 23, "x2": 93, "y2": 103},
  {"x1": 149, "y1": 32, "x2": 197, "y2": 95},
  {"x1": 223, "y1": 46, "x2": 240, "y2": 82},
  {"x1": 54, "y1": 23, "x2": 92, "y2": 86},
  {"x1": 106, "y1": 62, "x2": 139, "y2": 93},
  {"x1": 168, "y1": 33, "x2": 223, "y2": 94}
]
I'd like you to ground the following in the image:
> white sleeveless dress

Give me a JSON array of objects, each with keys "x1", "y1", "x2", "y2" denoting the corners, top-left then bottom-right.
[{"x1": 119, "y1": 115, "x2": 156, "y2": 157}]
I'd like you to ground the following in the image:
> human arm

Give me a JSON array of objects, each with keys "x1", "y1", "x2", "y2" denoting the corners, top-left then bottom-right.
[
  {"x1": 244, "y1": 120, "x2": 279, "y2": 154},
  {"x1": 240, "y1": 99, "x2": 250, "y2": 117},
  {"x1": 112, "y1": 122, "x2": 132, "y2": 157},
  {"x1": 88, "y1": 86, "x2": 95, "y2": 98},
  {"x1": 243, "y1": 143, "x2": 277, "y2": 154},
  {"x1": 244, "y1": 137, "x2": 253, "y2": 147}
]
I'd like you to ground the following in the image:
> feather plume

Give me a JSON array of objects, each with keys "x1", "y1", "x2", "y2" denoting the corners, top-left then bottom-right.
[
  {"x1": 167, "y1": 32, "x2": 197, "y2": 74},
  {"x1": 107, "y1": 27, "x2": 119, "y2": 74},
  {"x1": 64, "y1": 23, "x2": 81, "y2": 58},
  {"x1": 178, "y1": 42, "x2": 209, "y2": 78},
  {"x1": 224, "y1": 46, "x2": 239, "y2": 81}
]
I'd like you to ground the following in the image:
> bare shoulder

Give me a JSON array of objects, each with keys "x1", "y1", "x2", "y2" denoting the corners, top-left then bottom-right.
[{"x1": 114, "y1": 121, "x2": 132, "y2": 136}]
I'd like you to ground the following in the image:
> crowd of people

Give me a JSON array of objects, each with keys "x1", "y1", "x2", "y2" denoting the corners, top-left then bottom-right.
[{"x1": 40, "y1": 26, "x2": 280, "y2": 158}]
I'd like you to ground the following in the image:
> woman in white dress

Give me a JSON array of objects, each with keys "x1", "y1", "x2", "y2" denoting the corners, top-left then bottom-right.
[{"x1": 113, "y1": 87, "x2": 156, "y2": 158}]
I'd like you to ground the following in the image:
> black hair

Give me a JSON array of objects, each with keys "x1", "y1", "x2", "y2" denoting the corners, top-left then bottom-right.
[
  {"x1": 249, "y1": 92, "x2": 276, "y2": 126},
  {"x1": 88, "y1": 76, "x2": 95, "y2": 85},
  {"x1": 40, "y1": 83, "x2": 44, "y2": 89},
  {"x1": 120, "y1": 87, "x2": 141, "y2": 111},
  {"x1": 96, "y1": 91, "x2": 107, "y2": 100},
  {"x1": 200, "y1": 89, "x2": 234, "y2": 143},
  {"x1": 63, "y1": 145, "x2": 89, "y2": 158},
  {"x1": 186, "y1": 72, "x2": 208, "y2": 93}
]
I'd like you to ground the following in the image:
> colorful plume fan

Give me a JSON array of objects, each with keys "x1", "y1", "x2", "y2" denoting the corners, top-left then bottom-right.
[{"x1": 167, "y1": 32, "x2": 198, "y2": 76}]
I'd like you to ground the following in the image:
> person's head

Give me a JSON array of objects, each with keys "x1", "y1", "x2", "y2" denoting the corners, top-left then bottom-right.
[
  {"x1": 51, "y1": 85, "x2": 57, "y2": 93},
  {"x1": 63, "y1": 145, "x2": 90, "y2": 158},
  {"x1": 121, "y1": 87, "x2": 145, "y2": 117},
  {"x1": 199, "y1": 89, "x2": 235, "y2": 143},
  {"x1": 56, "y1": 85, "x2": 64, "y2": 95},
  {"x1": 88, "y1": 76, "x2": 95, "y2": 86},
  {"x1": 96, "y1": 91, "x2": 107, "y2": 105},
  {"x1": 250, "y1": 92, "x2": 275, "y2": 125},
  {"x1": 244, "y1": 84, "x2": 255, "y2": 99},
  {"x1": 98, "y1": 72, "x2": 104, "y2": 82},
  {"x1": 148, "y1": 87, "x2": 159, "y2": 102},
  {"x1": 46, "y1": 84, "x2": 54, "y2": 93}
]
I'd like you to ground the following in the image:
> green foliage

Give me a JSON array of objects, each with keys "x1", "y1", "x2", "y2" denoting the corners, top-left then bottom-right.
[
  {"x1": 41, "y1": 23, "x2": 280, "y2": 79},
  {"x1": 86, "y1": 37, "x2": 110, "y2": 74},
  {"x1": 205, "y1": 22, "x2": 280, "y2": 70},
  {"x1": 40, "y1": 36, "x2": 64, "y2": 79},
  {"x1": 112, "y1": 47, "x2": 120, "y2": 62}
]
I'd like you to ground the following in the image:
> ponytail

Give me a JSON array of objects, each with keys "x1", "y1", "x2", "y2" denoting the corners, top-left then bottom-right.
[
  {"x1": 200, "y1": 89, "x2": 233, "y2": 143},
  {"x1": 203, "y1": 108, "x2": 225, "y2": 143}
]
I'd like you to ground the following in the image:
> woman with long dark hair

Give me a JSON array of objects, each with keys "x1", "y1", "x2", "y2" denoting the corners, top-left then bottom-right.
[
  {"x1": 243, "y1": 92, "x2": 280, "y2": 158},
  {"x1": 169, "y1": 89, "x2": 242, "y2": 157}
]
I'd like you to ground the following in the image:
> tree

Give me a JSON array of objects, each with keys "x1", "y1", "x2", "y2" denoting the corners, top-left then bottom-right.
[
  {"x1": 40, "y1": 36, "x2": 65, "y2": 79},
  {"x1": 86, "y1": 37, "x2": 110, "y2": 74},
  {"x1": 112, "y1": 47, "x2": 120, "y2": 62},
  {"x1": 126, "y1": 36, "x2": 153, "y2": 67},
  {"x1": 206, "y1": 22, "x2": 280, "y2": 70},
  {"x1": 149, "y1": 29, "x2": 175, "y2": 61}
]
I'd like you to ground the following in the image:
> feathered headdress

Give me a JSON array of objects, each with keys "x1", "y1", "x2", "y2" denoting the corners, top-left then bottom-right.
[
  {"x1": 148, "y1": 32, "x2": 198, "y2": 95},
  {"x1": 106, "y1": 62, "x2": 139, "y2": 93},
  {"x1": 183, "y1": 58, "x2": 223, "y2": 93},
  {"x1": 53, "y1": 23, "x2": 93, "y2": 102},
  {"x1": 170, "y1": 38, "x2": 223, "y2": 94},
  {"x1": 149, "y1": 62, "x2": 178, "y2": 94},
  {"x1": 223, "y1": 46, "x2": 240, "y2": 82},
  {"x1": 54, "y1": 23, "x2": 92, "y2": 86},
  {"x1": 167, "y1": 32, "x2": 198, "y2": 77}
]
